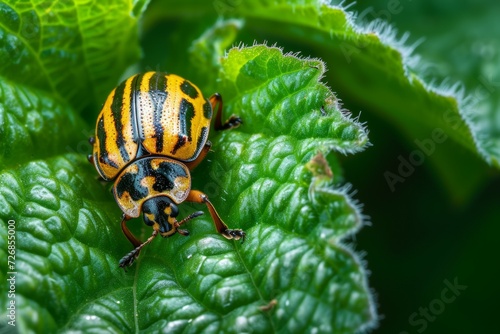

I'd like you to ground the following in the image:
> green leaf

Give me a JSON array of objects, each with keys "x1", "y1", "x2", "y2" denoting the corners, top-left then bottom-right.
[
  {"x1": 350, "y1": 0, "x2": 500, "y2": 193},
  {"x1": 0, "y1": 154, "x2": 127, "y2": 333},
  {"x1": 0, "y1": 0, "x2": 147, "y2": 113},
  {"x1": 0, "y1": 78, "x2": 84, "y2": 167}
]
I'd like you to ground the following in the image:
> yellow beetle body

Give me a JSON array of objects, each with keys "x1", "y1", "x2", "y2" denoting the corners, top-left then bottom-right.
[
  {"x1": 92, "y1": 72, "x2": 212, "y2": 181},
  {"x1": 88, "y1": 71, "x2": 245, "y2": 268}
]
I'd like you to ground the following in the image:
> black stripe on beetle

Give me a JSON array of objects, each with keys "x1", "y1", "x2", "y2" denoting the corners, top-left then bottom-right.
[
  {"x1": 129, "y1": 74, "x2": 140, "y2": 145},
  {"x1": 149, "y1": 73, "x2": 168, "y2": 153},
  {"x1": 133, "y1": 73, "x2": 146, "y2": 142},
  {"x1": 203, "y1": 100, "x2": 212, "y2": 119},
  {"x1": 171, "y1": 134, "x2": 188, "y2": 156},
  {"x1": 180, "y1": 80, "x2": 199, "y2": 99},
  {"x1": 171, "y1": 98, "x2": 195, "y2": 155},
  {"x1": 194, "y1": 126, "x2": 208, "y2": 157},
  {"x1": 179, "y1": 98, "x2": 195, "y2": 139},
  {"x1": 111, "y1": 80, "x2": 131, "y2": 162}
]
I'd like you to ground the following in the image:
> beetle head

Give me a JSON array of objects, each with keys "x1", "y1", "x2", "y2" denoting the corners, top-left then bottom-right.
[{"x1": 142, "y1": 196, "x2": 180, "y2": 237}]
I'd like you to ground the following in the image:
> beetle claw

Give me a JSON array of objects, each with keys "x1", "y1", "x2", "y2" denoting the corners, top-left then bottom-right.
[
  {"x1": 119, "y1": 230, "x2": 158, "y2": 270},
  {"x1": 177, "y1": 229, "x2": 190, "y2": 236},
  {"x1": 223, "y1": 229, "x2": 246, "y2": 243},
  {"x1": 225, "y1": 115, "x2": 242, "y2": 129},
  {"x1": 119, "y1": 249, "x2": 140, "y2": 269}
]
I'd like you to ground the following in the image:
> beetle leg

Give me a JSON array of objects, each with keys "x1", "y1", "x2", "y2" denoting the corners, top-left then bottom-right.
[
  {"x1": 177, "y1": 229, "x2": 190, "y2": 236},
  {"x1": 119, "y1": 230, "x2": 158, "y2": 268},
  {"x1": 209, "y1": 93, "x2": 242, "y2": 131},
  {"x1": 185, "y1": 190, "x2": 245, "y2": 242},
  {"x1": 184, "y1": 141, "x2": 211, "y2": 170},
  {"x1": 119, "y1": 214, "x2": 147, "y2": 268},
  {"x1": 120, "y1": 214, "x2": 142, "y2": 248}
]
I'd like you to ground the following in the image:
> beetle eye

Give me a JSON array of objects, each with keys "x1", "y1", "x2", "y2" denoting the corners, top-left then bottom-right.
[{"x1": 165, "y1": 202, "x2": 179, "y2": 217}]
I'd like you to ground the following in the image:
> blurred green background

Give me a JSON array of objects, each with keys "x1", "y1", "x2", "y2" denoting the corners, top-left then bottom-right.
[{"x1": 344, "y1": 1, "x2": 500, "y2": 333}]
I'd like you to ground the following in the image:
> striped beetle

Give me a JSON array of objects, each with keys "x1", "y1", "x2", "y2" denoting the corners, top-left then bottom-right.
[{"x1": 88, "y1": 72, "x2": 245, "y2": 268}]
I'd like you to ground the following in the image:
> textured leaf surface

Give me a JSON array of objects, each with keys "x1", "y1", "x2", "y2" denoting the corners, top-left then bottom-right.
[
  {"x1": 0, "y1": 154, "x2": 127, "y2": 333},
  {"x1": 0, "y1": 78, "x2": 82, "y2": 167},
  {"x1": 0, "y1": 0, "x2": 145, "y2": 113}
]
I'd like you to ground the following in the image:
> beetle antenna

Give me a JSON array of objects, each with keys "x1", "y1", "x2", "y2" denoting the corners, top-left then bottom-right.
[
  {"x1": 119, "y1": 230, "x2": 159, "y2": 268},
  {"x1": 175, "y1": 211, "x2": 204, "y2": 227}
]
